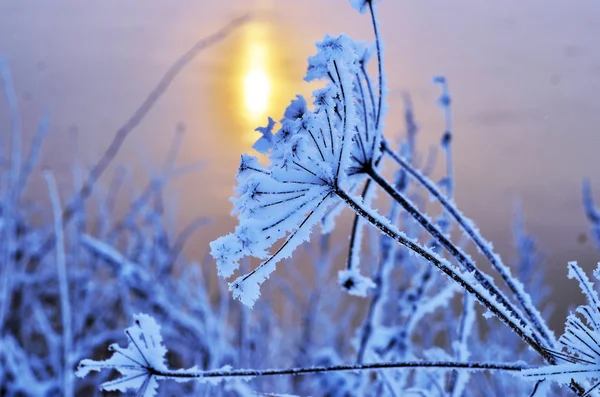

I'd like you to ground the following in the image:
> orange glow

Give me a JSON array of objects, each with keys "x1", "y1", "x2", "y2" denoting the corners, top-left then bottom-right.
[
  {"x1": 239, "y1": 23, "x2": 274, "y2": 144},
  {"x1": 243, "y1": 43, "x2": 271, "y2": 121}
]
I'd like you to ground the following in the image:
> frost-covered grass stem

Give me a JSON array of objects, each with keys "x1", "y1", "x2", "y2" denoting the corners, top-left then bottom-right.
[
  {"x1": 44, "y1": 171, "x2": 73, "y2": 397},
  {"x1": 333, "y1": 187, "x2": 552, "y2": 363},
  {"x1": 0, "y1": 57, "x2": 20, "y2": 334},
  {"x1": 368, "y1": 1, "x2": 384, "y2": 130}
]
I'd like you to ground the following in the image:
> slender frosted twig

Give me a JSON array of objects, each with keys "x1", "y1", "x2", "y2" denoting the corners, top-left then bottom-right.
[
  {"x1": 346, "y1": 180, "x2": 373, "y2": 271},
  {"x1": 30, "y1": 15, "x2": 249, "y2": 264},
  {"x1": 583, "y1": 180, "x2": 600, "y2": 250},
  {"x1": 365, "y1": 167, "x2": 541, "y2": 343},
  {"x1": 334, "y1": 187, "x2": 551, "y2": 362},
  {"x1": 368, "y1": 1, "x2": 384, "y2": 130},
  {"x1": 16, "y1": 111, "x2": 51, "y2": 197},
  {"x1": 141, "y1": 361, "x2": 527, "y2": 380},
  {"x1": 0, "y1": 58, "x2": 20, "y2": 333},
  {"x1": 0, "y1": 56, "x2": 21, "y2": 189},
  {"x1": 44, "y1": 171, "x2": 73, "y2": 397},
  {"x1": 355, "y1": 190, "x2": 398, "y2": 363},
  {"x1": 448, "y1": 294, "x2": 475, "y2": 397}
]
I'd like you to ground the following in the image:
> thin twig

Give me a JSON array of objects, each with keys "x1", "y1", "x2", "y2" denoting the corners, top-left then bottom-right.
[
  {"x1": 29, "y1": 14, "x2": 250, "y2": 265},
  {"x1": 44, "y1": 171, "x2": 73, "y2": 397}
]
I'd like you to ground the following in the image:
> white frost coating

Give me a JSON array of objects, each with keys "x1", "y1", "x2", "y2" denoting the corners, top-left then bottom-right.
[
  {"x1": 382, "y1": 140, "x2": 555, "y2": 346},
  {"x1": 349, "y1": 0, "x2": 370, "y2": 13},
  {"x1": 229, "y1": 190, "x2": 336, "y2": 307},
  {"x1": 81, "y1": 234, "x2": 141, "y2": 278},
  {"x1": 76, "y1": 314, "x2": 167, "y2": 397},
  {"x1": 75, "y1": 315, "x2": 257, "y2": 394},
  {"x1": 338, "y1": 268, "x2": 376, "y2": 297}
]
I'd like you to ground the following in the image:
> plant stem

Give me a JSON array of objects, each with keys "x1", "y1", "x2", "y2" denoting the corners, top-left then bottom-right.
[
  {"x1": 334, "y1": 187, "x2": 550, "y2": 362},
  {"x1": 149, "y1": 361, "x2": 527, "y2": 380},
  {"x1": 368, "y1": 1, "x2": 384, "y2": 130},
  {"x1": 44, "y1": 171, "x2": 73, "y2": 397},
  {"x1": 28, "y1": 15, "x2": 250, "y2": 268},
  {"x1": 381, "y1": 140, "x2": 554, "y2": 346},
  {"x1": 365, "y1": 167, "x2": 541, "y2": 343}
]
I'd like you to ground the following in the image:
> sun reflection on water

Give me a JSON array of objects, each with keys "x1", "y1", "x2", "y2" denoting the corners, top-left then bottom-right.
[
  {"x1": 243, "y1": 42, "x2": 271, "y2": 121},
  {"x1": 238, "y1": 23, "x2": 275, "y2": 144},
  {"x1": 207, "y1": 18, "x2": 309, "y2": 150}
]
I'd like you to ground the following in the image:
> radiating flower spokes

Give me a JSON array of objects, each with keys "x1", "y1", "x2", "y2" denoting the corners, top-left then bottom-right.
[
  {"x1": 523, "y1": 262, "x2": 600, "y2": 394},
  {"x1": 76, "y1": 314, "x2": 168, "y2": 397},
  {"x1": 210, "y1": 33, "x2": 367, "y2": 307}
]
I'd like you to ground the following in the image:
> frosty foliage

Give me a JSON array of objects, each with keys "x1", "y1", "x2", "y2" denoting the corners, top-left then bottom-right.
[{"x1": 210, "y1": 33, "x2": 369, "y2": 307}]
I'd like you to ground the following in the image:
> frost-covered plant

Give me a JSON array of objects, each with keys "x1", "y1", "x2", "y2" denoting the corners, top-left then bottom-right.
[
  {"x1": 202, "y1": 0, "x2": 592, "y2": 394},
  {"x1": 9, "y1": 0, "x2": 593, "y2": 396},
  {"x1": 0, "y1": 19, "x2": 262, "y2": 397},
  {"x1": 212, "y1": 0, "x2": 553, "y2": 363}
]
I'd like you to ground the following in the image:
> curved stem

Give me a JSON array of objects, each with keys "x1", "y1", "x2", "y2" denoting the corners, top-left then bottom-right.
[
  {"x1": 382, "y1": 140, "x2": 555, "y2": 346},
  {"x1": 28, "y1": 15, "x2": 250, "y2": 267},
  {"x1": 366, "y1": 167, "x2": 541, "y2": 344},
  {"x1": 334, "y1": 187, "x2": 550, "y2": 361},
  {"x1": 368, "y1": 1, "x2": 384, "y2": 130}
]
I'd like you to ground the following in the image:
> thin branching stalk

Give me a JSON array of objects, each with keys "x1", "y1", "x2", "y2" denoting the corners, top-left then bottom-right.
[
  {"x1": 381, "y1": 139, "x2": 554, "y2": 346},
  {"x1": 346, "y1": 180, "x2": 373, "y2": 271},
  {"x1": 365, "y1": 166, "x2": 542, "y2": 343},
  {"x1": 333, "y1": 187, "x2": 551, "y2": 362}
]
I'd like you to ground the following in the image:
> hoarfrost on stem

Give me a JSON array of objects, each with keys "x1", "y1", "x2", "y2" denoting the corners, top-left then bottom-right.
[{"x1": 523, "y1": 262, "x2": 600, "y2": 394}]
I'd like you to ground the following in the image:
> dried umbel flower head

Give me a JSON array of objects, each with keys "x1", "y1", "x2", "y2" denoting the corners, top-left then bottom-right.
[{"x1": 210, "y1": 34, "x2": 366, "y2": 307}]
